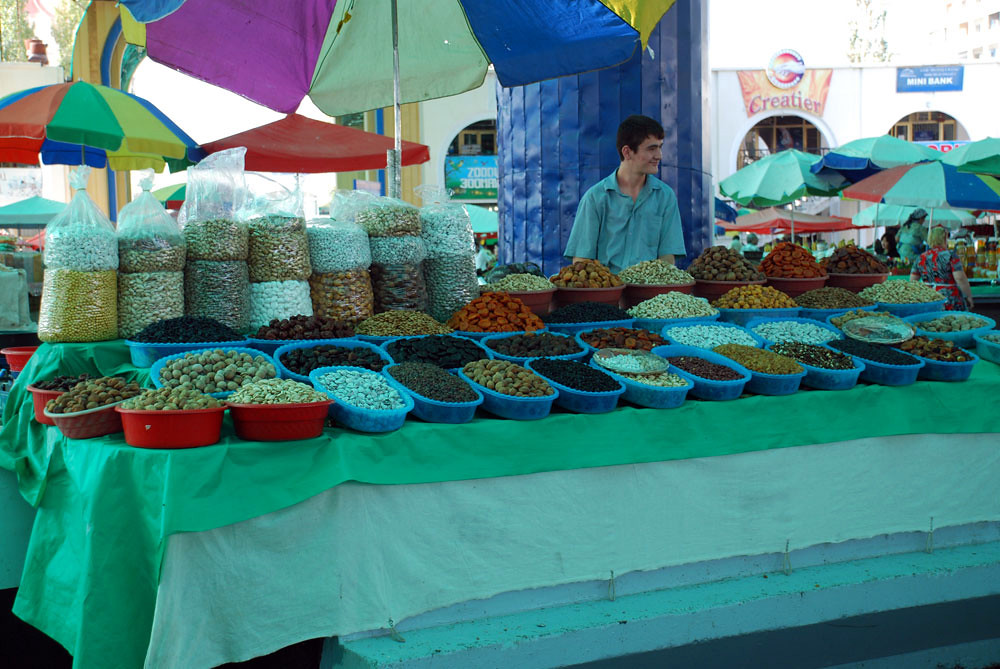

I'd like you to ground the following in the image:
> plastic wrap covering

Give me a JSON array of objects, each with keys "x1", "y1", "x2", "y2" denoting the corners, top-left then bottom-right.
[
  {"x1": 245, "y1": 174, "x2": 311, "y2": 282},
  {"x1": 370, "y1": 262, "x2": 428, "y2": 313},
  {"x1": 184, "y1": 260, "x2": 250, "y2": 332},
  {"x1": 330, "y1": 189, "x2": 378, "y2": 225},
  {"x1": 249, "y1": 280, "x2": 313, "y2": 329},
  {"x1": 417, "y1": 186, "x2": 476, "y2": 257},
  {"x1": 44, "y1": 166, "x2": 118, "y2": 271},
  {"x1": 117, "y1": 271, "x2": 185, "y2": 339},
  {"x1": 309, "y1": 270, "x2": 375, "y2": 324},
  {"x1": 38, "y1": 269, "x2": 118, "y2": 342},
  {"x1": 424, "y1": 255, "x2": 480, "y2": 323},
  {"x1": 306, "y1": 219, "x2": 371, "y2": 273},
  {"x1": 370, "y1": 235, "x2": 426, "y2": 265},
  {"x1": 355, "y1": 197, "x2": 421, "y2": 237},
  {"x1": 180, "y1": 148, "x2": 249, "y2": 261},
  {"x1": 118, "y1": 170, "x2": 186, "y2": 273}
]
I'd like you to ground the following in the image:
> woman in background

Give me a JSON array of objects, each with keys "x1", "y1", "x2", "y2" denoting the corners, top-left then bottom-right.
[{"x1": 910, "y1": 226, "x2": 974, "y2": 310}]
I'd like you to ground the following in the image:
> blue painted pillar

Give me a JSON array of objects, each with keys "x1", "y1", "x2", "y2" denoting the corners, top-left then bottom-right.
[{"x1": 496, "y1": 0, "x2": 711, "y2": 276}]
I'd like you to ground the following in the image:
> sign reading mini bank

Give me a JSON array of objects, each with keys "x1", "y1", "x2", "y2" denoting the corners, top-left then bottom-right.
[
  {"x1": 896, "y1": 66, "x2": 964, "y2": 92},
  {"x1": 738, "y1": 49, "x2": 833, "y2": 118}
]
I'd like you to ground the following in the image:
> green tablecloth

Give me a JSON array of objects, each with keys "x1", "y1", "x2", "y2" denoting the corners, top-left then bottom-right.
[{"x1": 2, "y1": 341, "x2": 1000, "y2": 668}]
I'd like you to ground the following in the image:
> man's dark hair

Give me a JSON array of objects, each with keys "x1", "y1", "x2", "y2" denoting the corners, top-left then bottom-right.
[{"x1": 617, "y1": 115, "x2": 664, "y2": 160}]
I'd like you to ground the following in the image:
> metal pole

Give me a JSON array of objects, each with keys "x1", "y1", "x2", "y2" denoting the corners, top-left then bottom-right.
[{"x1": 387, "y1": 0, "x2": 402, "y2": 199}]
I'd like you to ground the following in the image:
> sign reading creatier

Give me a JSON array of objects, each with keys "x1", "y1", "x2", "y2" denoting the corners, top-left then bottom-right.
[
  {"x1": 896, "y1": 66, "x2": 964, "y2": 93},
  {"x1": 738, "y1": 50, "x2": 832, "y2": 118},
  {"x1": 444, "y1": 155, "x2": 498, "y2": 200}
]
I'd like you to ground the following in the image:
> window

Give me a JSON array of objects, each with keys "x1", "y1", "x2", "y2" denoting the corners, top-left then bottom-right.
[
  {"x1": 891, "y1": 112, "x2": 960, "y2": 143},
  {"x1": 960, "y1": 22, "x2": 969, "y2": 36},
  {"x1": 737, "y1": 116, "x2": 827, "y2": 169},
  {"x1": 989, "y1": 12, "x2": 999, "y2": 28},
  {"x1": 974, "y1": 47, "x2": 983, "y2": 58}
]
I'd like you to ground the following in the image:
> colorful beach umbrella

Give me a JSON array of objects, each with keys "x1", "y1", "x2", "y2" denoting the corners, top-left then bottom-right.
[
  {"x1": 152, "y1": 183, "x2": 186, "y2": 210},
  {"x1": 941, "y1": 137, "x2": 1000, "y2": 176},
  {"x1": 853, "y1": 203, "x2": 976, "y2": 229},
  {"x1": 843, "y1": 162, "x2": 1000, "y2": 212},
  {"x1": 810, "y1": 135, "x2": 941, "y2": 183},
  {"x1": 0, "y1": 81, "x2": 202, "y2": 172}
]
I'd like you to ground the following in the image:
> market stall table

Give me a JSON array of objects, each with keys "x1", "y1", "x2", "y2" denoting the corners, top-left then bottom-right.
[{"x1": 2, "y1": 341, "x2": 999, "y2": 668}]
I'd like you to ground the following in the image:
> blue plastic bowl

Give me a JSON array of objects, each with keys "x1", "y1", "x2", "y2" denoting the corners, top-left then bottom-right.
[
  {"x1": 525, "y1": 359, "x2": 624, "y2": 414},
  {"x1": 456, "y1": 368, "x2": 558, "y2": 420},
  {"x1": 973, "y1": 333, "x2": 1000, "y2": 365},
  {"x1": 354, "y1": 333, "x2": 403, "y2": 345},
  {"x1": 650, "y1": 344, "x2": 751, "y2": 401},
  {"x1": 274, "y1": 339, "x2": 391, "y2": 384},
  {"x1": 797, "y1": 304, "x2": 876, "y2": 322},
  {"x1": 716, "y1": 306, "x2": 799, "y2": 327},
  {"x1": 631, "y1": 312, "x2": 719, "y2": 332},
  {"x1": 587, "y1": 359, "x2": 693, "y2": 409},
  {"x1": 544, "y1": 318, "x2": 635, "y2": 336},
  {"x1": 903, "y1": 311, "x2": 998, "y2": 348},
  {"x1": 451, "y1": 328, "x2": 546, "y2": 342},
  {"x1": 661, "y1": 321, "x2": 765, "y2": 350},
  {"x1": 309, "y1": 365, "x2": 413, "y2": 432},
  {"x1": 381, "y1": 363, "x2": 483, "y2": 423},
  {"x1": 480, "y1": 331, "x2": 587, "y2": 364},
  {"x1": 843, "y1": 348, "x2": 925, "y2": 386},
  {"x1": 246, "y1": 336, "x2": 357, "y2": 357},
  {"x1": 380, "y1": 334, "x2": 494, "y2": 370},
  {"x1": 125, "y1": 338, "x2": 247, "y2": 368},
  {"x1": 745, "y1": 316, "x2": 842, "y2": 346},
  {"x1": 764, "y1": 343, "x2": 866, "y2": 391},
  {"x1": 572, "y1": 325, "x2": 668, "y2": 358},
  {"x1": 875, "y1": 299, "x2": 947, "y2": 317},
  {"x1": 150, "y1": 346, "x2": 276, "y2": 399},
  {"x1": 913, "y1": 350, "x2": 979, "y2": 382}
]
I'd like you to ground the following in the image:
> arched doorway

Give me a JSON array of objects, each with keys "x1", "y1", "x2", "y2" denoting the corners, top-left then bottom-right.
[
  {"x1": 889, "y1": 111, "x2": 969, "y2": 143},
  {"x1": 737, "y1": 115, "x2": 829, "y2": 169}
]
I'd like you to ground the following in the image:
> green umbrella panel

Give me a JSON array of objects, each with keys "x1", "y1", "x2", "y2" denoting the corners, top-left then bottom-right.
[{"x1": 942, "y1": 137, "x2": 1000, "y2": 176}]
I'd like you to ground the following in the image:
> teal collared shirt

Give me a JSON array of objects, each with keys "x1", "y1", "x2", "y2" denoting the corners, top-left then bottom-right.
[{"x1": 564, "y1": 169, "x2": 686, "y2": 274}]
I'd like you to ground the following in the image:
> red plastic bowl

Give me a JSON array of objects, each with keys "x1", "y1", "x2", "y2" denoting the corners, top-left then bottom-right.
[
  {"x1": 44, "y1": 401, "x2": 125, "y2": 439},
  {"x1": 501, "y1": 288, "x2": 556, "y2": 316},
  {"x1": 2, "y1": 346, "x2": 38, "y2": 372},
  {"x1": 226, "y1": 400, "x2": 333, "y2": 441},
  {"x1": 623, "y1": 282, "x2": 695, "y2": 308},
  {"x1": 826, "y1": 273, "x2": 889, "y2": 293},
  {"x1": 764, "y1": 275, "x2": 828, "y2": 299},
  {"x1": 116, "y1": 406, "x2": 226, "y2": 449},
  {"x1": 692, "y1": 279, "x2": 766, "y2": 303},
  {"x1": 554, "y1": 285, "x2": 625, "y2": 308},
  {"x1": 26, "y1": 385, "x2": 64, "y2": 425}
]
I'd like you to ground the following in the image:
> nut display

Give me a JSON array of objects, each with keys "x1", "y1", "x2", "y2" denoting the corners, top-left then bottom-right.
[
  {"x1": 370, "y1": 262, "x2": 429, "y2": 312},
  {"x1": 461, "y1": 359, "x2": 554, "y2": 397},
  {"x1": 549, "y1": 259, "x2": 623, "y2": 288},
  {"x1": 306, "y1": 220, "x2": 372, "y2": 273},
  {"x1": 981, "y1": 333, "x2": 1000, "y2": 344},
  {"x1": 795, "y1": 287, "x2": 875, "y2": 310},
  {"x1": 447, "y1": 293, "x2": 545, "y2": 332},
  {"x1": 482, "y1": 273, "x2": 556, "y2": 292},
  {"x1": 712, "y1": 285, "x2": 797, "y2": 309},
  {"x1": 666, "y1": 356, "x2": 744, "y2": 380},
  {"x1": 309, "y1": 270, "x2": 375, "y2": 324},
  {"x1": 370, "y1": 235, "x2": 427, "y2": 265},
  {"x1": 424, "y1": 255, "x2": 480, "y2": 323},
  {"x1": 117, "y1": 271, "x2": 185, "y2": 339},
  {"x1": 247, "y1": 215, "x2": 312, "y2": 282},
  {"x1": 749, "y1": 320, "x2": 837, "y2": 345},
  {"x1": 385, "y1": 335, "x2": 491, "y2": 369},
  {"x1": 830, "y1": 309, "x2": 897, "y2": 329},
  {"x1": 914, "y1": 314, "x2": 989, "y2": 332},
  {"x1": 593, "y1": 350, "x2": 667, "y2": 374},
  {"x1": 820, "y1": 246, "x2": 888, "y2": 274},
  {"x1": 419, "y1": 203, "x2": 476, "y2": 257},
  {"x1": 279, "y1": 344, "x2": 387, "y2": 376},
  {"x1": 616, "y1": 370, "x2": 689, "y2": 387},
  {"x1": 184, "y1": 260, "x2": 250, "y2": 333},
  {"x1": 627, "y1": 292, "x2": 718, "y2": 320},
  {"x1": 46, "y1": 376, "x2": 143, "y2": 413},
  {"x1": 580, "y1": 327, "x2": 665, "y2": 351},
  {"x1": 356, "y1": 310, "x2": 452, "y2": 336},
  {"x1": 38, "y1": 269, "x2": 118, "y2": 343},
  {"x1": 827, "y1": 338, "x2": 921, "y2": 365},
  {"x1": 617, "y1": 260, "x2": 694, "y2": 285},
  {"x1": 228, "y1": 378, "x2": 329, "y2": 404},
  {"x1": 687, "y1": 246, "x2": 765, "y2": 282},
  {"x1": 387, "y1": 362, "x2": 479, "y2": 403},
  {"x1": 32, "y1": 373, "x2": 92, "y2": 392},
  {"x1": 544, "y1": 302, "x2": 632, "y2": 324},
  {"x1": 157, "y1": 349, "x2": 277, "y2": 393},
  {"x1": 314, "y1": 368, "x2": 406, "y2": 410},
  {"x1": 120, "y1": 387, "x2": 224, "y2": 410},
  {"x1": 183, "y1": 219, "x2": 249, "y2": 261},
  {"x1": 769, "y1": 342, "x2": 856, "y2": 370},
  {"x1": 899, "y1": 336, "x2": 974, "y2": 362},
  {"x1": 45, "y1": 223, "x2": 119, "y2": 271},
  {"x1": 119, "y1": 238, "x2": 186, "y2": 273},
  {"x1": 712, "y1": 344, "x2": 804, "y2": 375},
  {"x1": 355, "y1": 200, "x2": 421, "y2": 237},
  {"x1": 132, "y1": 316, "x2": 243, "y2": 343},
  {"x1": 858, "y1": 281, "x2": 945, "y2": 304},
  {"x1": 485, "y1": 332, "x2": 583, "y2": 358},
  {"x1": 760, "y1": 242, "x2": 826, "y2": 278},
  {"x1": 529, "y1": 358, "x2": 620, "y2": 392},
  {"x1": 249, "y1": 280, "x2": 313, "y2": 330},
  {"x1": 665, "y1": 324, "x2": 760, "y2": 348},
  {"x1": 253, "y1": 315, "x2": 355, "y2": 340}
]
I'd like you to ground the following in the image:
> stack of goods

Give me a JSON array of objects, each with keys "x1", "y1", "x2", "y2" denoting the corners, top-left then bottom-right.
[
  {"x1": 712, "y1": 285, "x2": 797, "y2": 309},
  {"x1": 245, "y1": 179, "x2": 313, "y2": 329},
  {"x1": 549, "y1": 260, "x2": 623, "y2": 288},
  {"x1": 820, "y1": 246, "x2": 888, "y2": 274},
  {"x1": 461, "y1": 359, "x2": 554, "y2": 397},
  {"x1": 627, "y1": 292, "x2": 718, "y2": 320},
  {"x1": 117, "y1": 171, "x2": 186, "y2": 338},
  {"x1": 482, "y1": 274, "x2": 555, "y2": 292},
  {"x1": 529, "y1": 358, "x2": 620, "y2": 392},
  {"x1": 713, "y1": 344, "x2": 804, "y2": 375},
  {"x1": 46, "y1": 376, "x2": 143, "y2": 413},
  {"x1": 121, "y1": 387, "x2": 224, "y2": 410},
  {"x1": 829, "y1": 309, "x2": 897, "y2": 329},
  {"x1": 795, "y1": 287, "x2": 874, "y2": 310},
  {"x1": 579, "y1": 327, "x2": 665, "y2": 351},
  {"x1": 984, "y1": 333, "x2": 1000, "y2": 344},
  {"x1": 770, "y1": 342, "x2": 856, "y2": 370},
  {"x1": 665, "y1": 324, "x2": 759, "y2": 348},
  {"x1": 617, "y1": 260, "x2": 694, "y2": 285},
  {"x1": 156, "y1": 349, "x2": 277, "y2": 394},
  {"x1": 900, "y1": 337, "x2": 974, "y2": 362},
  {"x1": 688, "y1": 246, "x2": 766, "y2": 282},
  {"x1": 313, "y1": 368, "x2": 406, "y2": 410},
  {"x1": 666, "y1": 356, "x2": 745, "y2": 380},
  {"x1": 749, "y1": 321, "x2": 837, "y2": 345},
  {"x1": 385, "y1": 335, "x2": 490, "y2": 369},
  {"x1": 858, "y1": 281, "x2": 944, "y2": 304},
  {"x1": 228, "y1": 378, "x2": 330, "y2": 404},
  {"x1": 544, "y1": 302, "x2": 631, "y2": 324},
  {"x1": 447, "y1": 293, "x2": 544, "y2": 332},
  {"x1": 826, "y1": 339, "x2": 922, "y2": 365},
  {"x1": 358, "y1": 198, "x2": 428, "y2": 312},
  {"x1": 913, "y1": 314, "x2": 989, "y2": 333},
  {"x1": 181, "y1": 149, "x2": 251, "y2": 332},
  {"x1": 132, "y1": 316, "x2": 243, "y2": 344},
  {"x1": 279, "y1": 344, "x2": 388, "y2": 377},
  {"x1": 355, "y1": 310, "x2": 452, "y2": 337},
  {"x1": 253, "y1": 315, "x2": 354, "y2": 341},
  {"x1": 387, "y1": 362, "x2": 479, "y2": 403},
  {"x1": 417, "y1": 188, "x2": 479, "y2": 322},
  {"x1": 760, "y1": 242, "x2": 826, "y2": 278},
  {"x1": 485, "y1": 332, "x2": 583, "y2": 358},
  {"x1": 307, "y1": 219, "x2": 375, "y2": 324},
  {"x1": 38, "y1": 166, "x2": 119, "y2": 342}
]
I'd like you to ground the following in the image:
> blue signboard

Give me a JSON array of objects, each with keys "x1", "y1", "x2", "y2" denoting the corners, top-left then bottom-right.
[
  {"x1": 896, "y1": 66, "x2": 964, "y2": 92},
  {"x1": 444, "y1": 155, "x2": 498, "y2": 200}
]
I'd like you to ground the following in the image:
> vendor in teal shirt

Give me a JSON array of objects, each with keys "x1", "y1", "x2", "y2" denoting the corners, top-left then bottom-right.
[{"x1": 564, "y1": 115, "x2": 686, "y2": 273}]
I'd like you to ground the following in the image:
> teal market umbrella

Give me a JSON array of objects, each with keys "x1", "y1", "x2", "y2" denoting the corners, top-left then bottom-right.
[
  {"x1": 853, "y1": 203, "x2": 976, "y2": 229},
  {"x1": 811, "y1": 135, "x2": 941, "y2": 183},
  {"x1": 465, "y1": 204, "x2": 498, "y2": 234},
  {"x1": 941, "y1": 137, "x2": 1000, "y2": 176},
  {"x1": 0, "y1": 196, "x2": 66, "y2": 228}
]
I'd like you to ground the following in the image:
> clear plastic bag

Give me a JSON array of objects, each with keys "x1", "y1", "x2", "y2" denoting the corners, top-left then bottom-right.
[
  {"x1": 307, "y1": 219, "x2": 371, "y2": 273},
  {"x1": 370, "y1": 235, "x2": 427, "y2": 265},
  {"x1": 424, "y1": 255, "x2": 480, "y2": 323},
  {"x1": 44, "y1": 166, "x2": 118, "y2": 271},
  {"x1": 309, "y1": 269, "x2": 375, "y2": 324},
  {"x1": 416, "y1": 186, "x2": 476, "y2": 258},
  {"x1": 184, "y1": 260, "x2": 250, "y2": 332},
  {"x1": 180, "y1": 148, "x2": 249, "y2": 261},
  {"x1": 118, "y1": 271, "x2": 184, "y2": 338},
  {"x1": 370, "y1": 262, "x2": 428, "y2": 313},
  {"x1": 330, "y1": 189, "x2": 378, "y2": 225},
  {"x1": 355, "y1": 196, "x2": 421, "y2": 237},
  {"x1": 118, "y1": 170, "x2": 186, "y2": 273},
  {"x1": 245, "y1": 174, "x2": 311, "y2": 282},
  {"x1": 38, "y1": 269, "x2": 118, "y2": 342},
  {"x1": 249, "y1": 280, "x2": 313, "y2": 329}
]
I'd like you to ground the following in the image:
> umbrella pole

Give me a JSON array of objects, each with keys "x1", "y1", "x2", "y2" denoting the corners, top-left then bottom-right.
[
  {"x1": 789, "y1": 209, "x2": 795, "y2": 243},
  {"x1": 387, "y1": 0, "x2": 403, "y2": 199}
]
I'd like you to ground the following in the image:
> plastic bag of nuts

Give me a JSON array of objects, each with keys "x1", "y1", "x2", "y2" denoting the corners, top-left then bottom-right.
[
  {"x1": 247, "y1": 215, "x2": 312, "y2": 282},
  {"x1": 307, "y1": 219, "x2": 372, "y2": 273},
  {"x1": 425, "y1": 255, "x2": 480, "y2": 323},
  {"x1": 249, "y1": 280, "x2": 313, "y2": 330},
  {"x1": 355, "y1": 197, "x2": 421, "y2": 237},
  {"x1": 370, "y1": 262, "x2": 429, "y2": 313},
  {"x1": 179, "y1": 148, "x2": 250, "y2": 261},
  {"x1": 39, "y1": 269, "x2": 118, "y2": 342},
  {"x1": 117, "y1": 170, "x2": 186, "y2": 273},
  {"x1": 44, "y1": 166, "x2": 118, "y2": 271},
  {"x1": 309, "y1": 269, "x2": 375, "y2": 324},
  {"x1": 184, "y1": 260, "x2": 251, "y2": 332},
  {"x1": 118, "y1": 271, "x2": 185, "y2": 339}
]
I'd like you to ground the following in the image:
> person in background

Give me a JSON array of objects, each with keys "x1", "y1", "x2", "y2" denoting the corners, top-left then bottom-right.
[
  {"x1": 910, "y1": 226, "x2": 974, "y2": 310},
  {"x1": 729, "y1": 234, "x2": 743, "y2": 253},
  {"x1": 742, "y1": 233, "x2": 760, "y2": 253},
  {"x1": 879, "y1": 227, "x2": 900, "y2": 259},
  {"x1": 897, "y1": 209, "x2": 928, "y2": 264},
  {"x1": 564, "y1": 114, "x2": 686, "y2": 273},
  {"x1": 475, "y1": 240, "x2": 495, "y2": 276}
]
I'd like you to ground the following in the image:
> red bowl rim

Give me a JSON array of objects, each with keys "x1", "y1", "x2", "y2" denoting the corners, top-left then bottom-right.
[
  {"x1": 553, "y1": 285, "x2": 625, "y2": 292},
  {"x1": 487, "y1": 287, "x2": 557, "y2": 295},
  {"x1": 764, "y1": 275, "x2": 829, "y2": 282},
  {"x1": 44, "y1": 399, "x2": 128, "y2": 419},
  {"x1": 1, "y1": 346, "x2": 39, "y2": 355},
  {"x1": 625, "y1": 281, "x2": 696, "y2": 288},
  {"x1": 826, "y1": 272, "x2": 890, "y2": 278},
  {"x1": 116, "y1": 405, "x2": 228, "y2": 415},
  {"x1": 693, "y1": 278, "x2": 767, "y2": 285},
  {"x1": 25, "y1": 384, "x2": 66, "y2": 395}
]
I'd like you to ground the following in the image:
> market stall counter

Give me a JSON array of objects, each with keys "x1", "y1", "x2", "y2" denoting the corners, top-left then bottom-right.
[{"x1": 2, "y1": 340, "x2": 1000, "y2": 668}]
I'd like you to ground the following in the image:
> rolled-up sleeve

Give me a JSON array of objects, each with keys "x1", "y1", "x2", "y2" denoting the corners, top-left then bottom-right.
[
  {"x1": 565, "y1": 191, "x2": 600, "y2": 260},
  {"x1": 657, "y1": 190, "x2": 686, "y2": 257}
]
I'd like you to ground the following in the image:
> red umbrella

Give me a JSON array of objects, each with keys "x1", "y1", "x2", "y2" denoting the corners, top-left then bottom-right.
[
  {"x1": 199, "y1": 114, "x2": 431, "y2": 173},
  {"x1": 720, "y1": 207, "x2": 860, "y2": 233}
]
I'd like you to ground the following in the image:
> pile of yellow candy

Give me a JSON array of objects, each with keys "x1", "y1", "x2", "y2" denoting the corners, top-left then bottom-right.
[{"x1": 712, "y1": 285, "x2": 798, "y2": 309}]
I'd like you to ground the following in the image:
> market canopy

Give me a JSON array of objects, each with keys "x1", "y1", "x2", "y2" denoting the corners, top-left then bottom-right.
[
  {"x1": 0, "y1": 196, "x2": 65, "y2": 227},
  {"x1": 199, "y1": 114, "x2": 431, "y2": 173},
  {"x1": 853, "y1": 203, "x2": 977, "y2": 228},
  {"x1": 810, "y1": 135, "x2": 941, "y2": 184},
  {"x1": 720, "y1": 207, "x2": 859, "y2": 234},
  {"x1": 465, "y1": 204, "x2": 498, "y2": 234}
]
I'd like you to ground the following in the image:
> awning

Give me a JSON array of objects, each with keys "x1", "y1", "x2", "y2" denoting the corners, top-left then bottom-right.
[
  {"x1": 720, "y1": 207, "x2": 862, "y2": 233},
  {"x1": 0, "y1": 196, "x2": 65, "y2": 227}
]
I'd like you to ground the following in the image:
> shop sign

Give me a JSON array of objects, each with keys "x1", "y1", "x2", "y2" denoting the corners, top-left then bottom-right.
[
  {"x1": 896, "y1": 66, "x2": 964, "y2": 92},
  {"x1": 914, "y1": 140, "x2": 970, "y2": 153},
  {"x1": 737, "y1": 69, "x2": 833, "y2": 118},
  {"x1": 445, "y1": 155, "x2": 497, "y2": 200}
]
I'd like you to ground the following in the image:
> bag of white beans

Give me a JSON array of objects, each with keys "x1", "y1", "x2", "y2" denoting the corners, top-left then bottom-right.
[{"x1": 43, "y1": 166, "x2": 118, "y2": 272}]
